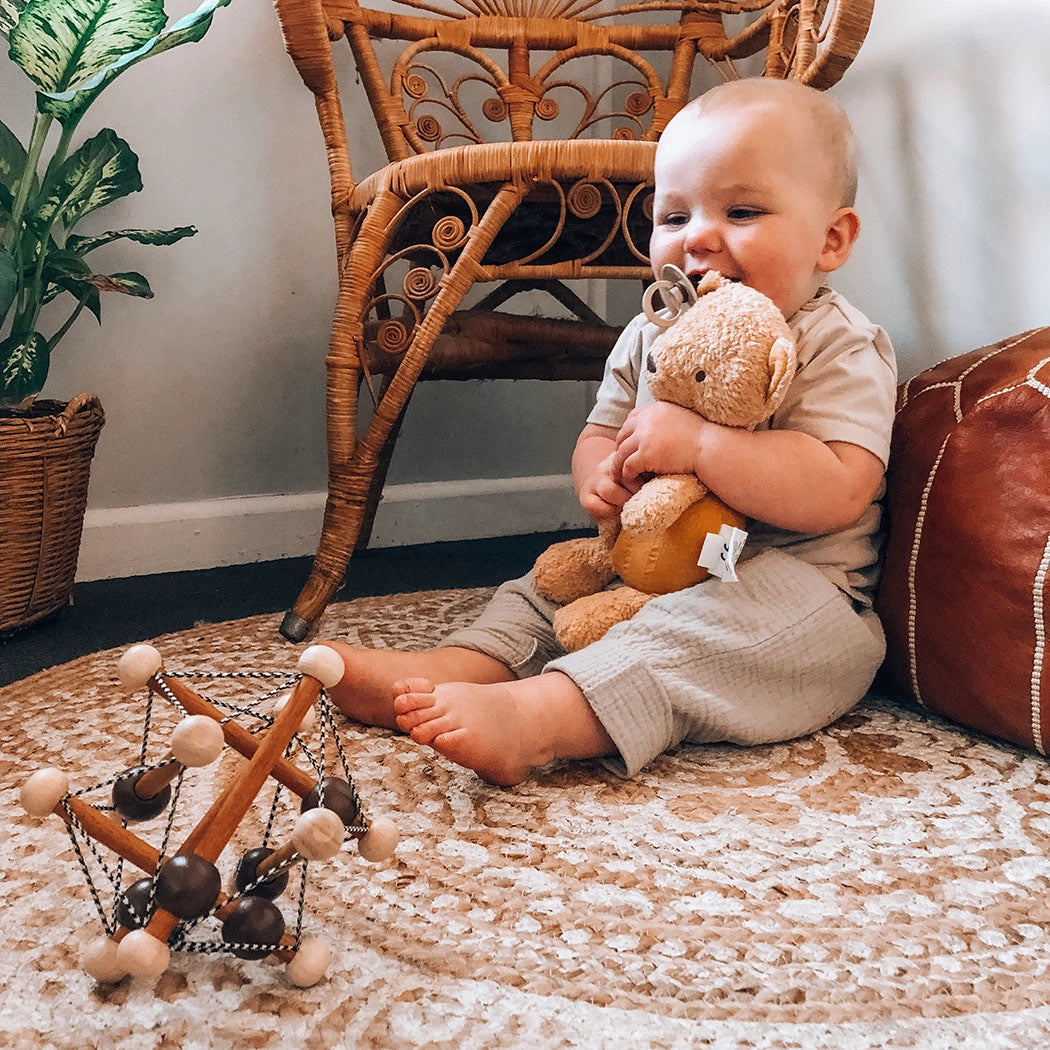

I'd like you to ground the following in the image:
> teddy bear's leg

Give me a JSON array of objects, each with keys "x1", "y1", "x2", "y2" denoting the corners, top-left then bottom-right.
[
  {"x1": 533, "y1": 535, "x2": 616, "y2": 604},
  {"x1": 554, "y1": 587, "x2": 654, "y2": 653}
]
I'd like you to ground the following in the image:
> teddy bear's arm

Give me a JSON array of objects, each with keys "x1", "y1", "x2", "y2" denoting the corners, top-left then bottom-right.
[{"x1": 620, "y1": 474, "x2": 709, "y2": 533}]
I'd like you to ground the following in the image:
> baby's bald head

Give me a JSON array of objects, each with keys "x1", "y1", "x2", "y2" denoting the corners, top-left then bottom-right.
[{"x1": 669, "y1": 78, "x2": 858, "y2": 208}]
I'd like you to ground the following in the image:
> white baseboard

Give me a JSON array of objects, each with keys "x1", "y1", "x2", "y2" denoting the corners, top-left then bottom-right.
[{"x1": 76, "y1": 475, "x2": 590, "y2": 581}]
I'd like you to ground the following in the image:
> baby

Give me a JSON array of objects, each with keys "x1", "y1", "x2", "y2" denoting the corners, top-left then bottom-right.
[{"x1": 319, "y1": 77, "x2": 896, "y2": 786}]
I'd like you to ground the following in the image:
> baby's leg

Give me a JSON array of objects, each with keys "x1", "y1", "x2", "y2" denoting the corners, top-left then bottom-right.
[
  {"x1": 317, "y1": 641, "x2": 514, "y2": 730},
  {"x1": 392, "y1": 671, "x2": 614, "y2": 786}
]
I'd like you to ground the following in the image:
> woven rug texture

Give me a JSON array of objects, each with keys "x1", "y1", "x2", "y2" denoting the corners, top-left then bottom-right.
[{"x1": 3, "y1": 587, "x2": 1050, "y2": 1050}]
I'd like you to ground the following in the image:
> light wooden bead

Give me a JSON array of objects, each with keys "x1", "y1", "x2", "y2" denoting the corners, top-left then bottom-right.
[
  {"x1": 297, "y1": 645, "x2": 345, "y2": 688},
  {"x1": 286, "y1": 936, "x2": 331, "y2": 987},
  {"x1": 272, "y1": 690, "x2": 316, "y2": 733},
  {"x1": 170, "y1": 715, "x2": 225, "y2": 767},
  {"x1": 81, "y1": 936, "x2": 128, "y2": 983},
  {"x1": 117, "y1": 644, "x2": 163, "y2": 691},
  {"x1": 357, "y1": 816, "x2": 399, "y2": 862},
  {"x1": 20, "y1": 768, "x2": 69, "y2": 817},
  {"x1": 117, "y1": 929, "x2": 170, "y2": 978},
  {"x1": 291, "y1": 807, "x2": 344, "y2": 861}
]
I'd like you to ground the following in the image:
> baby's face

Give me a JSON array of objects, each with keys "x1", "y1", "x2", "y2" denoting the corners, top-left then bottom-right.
[{"x1": 649, "y1": 101, "x2": 847, "y2": 318}]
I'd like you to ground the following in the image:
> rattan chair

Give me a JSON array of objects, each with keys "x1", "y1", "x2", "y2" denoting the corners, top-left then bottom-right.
[{"x1": 272, "y1": 0, "x2": 873, "y2": 641}]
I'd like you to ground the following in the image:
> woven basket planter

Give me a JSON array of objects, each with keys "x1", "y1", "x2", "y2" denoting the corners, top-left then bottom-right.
[{"x1": 0, "y1": 394, "x2": 105, "y2": 633}]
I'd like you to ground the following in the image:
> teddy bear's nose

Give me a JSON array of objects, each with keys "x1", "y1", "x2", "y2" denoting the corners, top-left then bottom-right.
[{"x1": 646, "y1": 352, "x2": 657, "y2": 373}]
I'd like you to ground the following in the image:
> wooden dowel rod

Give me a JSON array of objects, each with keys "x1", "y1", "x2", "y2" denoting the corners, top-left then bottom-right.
[
  {"x1": 133, "y1": 759, "x2": 181, "y2": 801},
  {"x1": 58, "y1": 796, "x2": 160, "y2": 874},
  {"x1": 191, "y1": 675, "x2": 322, "y2": 862},
  {"x1": 255, "y1": 842, "x2": 298, "y2": 882},
  {"x1": 154, "y1": 675, "x2": 316, "y2": 798}
]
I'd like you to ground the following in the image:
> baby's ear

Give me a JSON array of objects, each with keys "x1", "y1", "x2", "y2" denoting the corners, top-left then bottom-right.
[{"x1": 766, "y1": 336, "x2": 796, "y2": 406}]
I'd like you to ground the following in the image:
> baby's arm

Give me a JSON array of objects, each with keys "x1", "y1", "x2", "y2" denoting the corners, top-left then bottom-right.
[
  {"x1": 572, "y1": 422, "x2": 638, "y2": 521},
  {"x1": 613, "y1": 401, "x2": 883, "y2": 535}
]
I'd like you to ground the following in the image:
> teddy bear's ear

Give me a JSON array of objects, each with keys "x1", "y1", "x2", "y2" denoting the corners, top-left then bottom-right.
[{"x1": 766, "y1": 336, "x2": 797, "y2": 407}]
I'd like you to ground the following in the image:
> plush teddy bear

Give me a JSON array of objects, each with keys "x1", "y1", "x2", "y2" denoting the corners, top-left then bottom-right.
[{"x1": 532, "y1": 267, "x2": 797, "y2": 652}]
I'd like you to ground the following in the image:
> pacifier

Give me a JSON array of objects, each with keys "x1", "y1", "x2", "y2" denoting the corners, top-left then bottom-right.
[{"x1": 642, "y1": 264, "x2": 700, "y2": 328}]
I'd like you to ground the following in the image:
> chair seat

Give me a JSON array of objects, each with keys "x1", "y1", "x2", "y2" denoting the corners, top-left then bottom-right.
[
  {"x1": 364, "y1": 307, "x2": 620, "y2": 381},
  {"x1": 351, "y1": 139, "x2": 658, "y2": 203}
]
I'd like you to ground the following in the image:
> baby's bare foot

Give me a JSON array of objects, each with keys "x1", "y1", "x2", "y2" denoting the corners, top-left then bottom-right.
[
  {"x1": 392, "y1": 677, "x2": 551, "y2": 786},
  {"x1": 318, "y1": 642, "x2": 516, "y2": 731}
]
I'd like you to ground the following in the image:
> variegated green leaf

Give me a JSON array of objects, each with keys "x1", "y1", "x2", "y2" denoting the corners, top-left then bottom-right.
[
  {"x1": 37, "y1": 0, "x2": 231, "y2": 124},
  {"x1": 0, "y1": 245, "x2": 17, "y2": 321},
  {"x1": 36, "y1": 128, "x2": 140, "y2": 231},
  {"x1": 40, "y1": 243, "x2": 90, "y2": 291},
  {"x1": 0, "y1": 0, "x2": 25, "y2": 38},
  {"x1": 0, "y1": 329, "x2": 49, "y2": 401},
  {"x1": 9, "y1": 0, "x2": 165, "y2": 93},
  {"x1": 0, "y1": 118, "x2": 30, "y2": 198},
  {"x1": 66, "y1": 224, "x2": 195, "y2": 254}
]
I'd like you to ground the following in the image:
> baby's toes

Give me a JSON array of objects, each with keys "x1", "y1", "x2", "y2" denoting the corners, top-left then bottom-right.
[
  {"x1": 392, "y1": 676, "x2": 435, "y2": 698},
  {"x1": 395, "y1": 700, "x2": 446, "y2": 735}
]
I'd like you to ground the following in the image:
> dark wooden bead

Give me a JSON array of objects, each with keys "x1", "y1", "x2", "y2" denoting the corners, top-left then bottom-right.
[
  {"x1": 111, "y1": 766, "x2": 171, "y2": 822},
  {"x1": 300, "y1": 776, "x2": 360, "y2": 827},
  {"x1": 153, "y1": 854, "x2": 221, "y2": 919},
  {"x1": 115, "y1": 877, "x2": 155, "y2": 929},
  {"x1": 234, "y1": 847, "x2": 290, "y2": 900},
  {"x1": 221, "y1": 897, "x2": 286, "y2": 960}
]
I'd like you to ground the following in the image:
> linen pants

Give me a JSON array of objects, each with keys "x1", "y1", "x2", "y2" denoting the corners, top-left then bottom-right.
[{"x1": 442, "y1": 548, "x2": 886, "y2": 776}]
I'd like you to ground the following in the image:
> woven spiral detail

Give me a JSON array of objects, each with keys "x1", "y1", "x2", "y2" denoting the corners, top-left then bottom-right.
[
  {"x1": 613, "y1": 126, "x2": 636, "y2": 141},
  {"x1": 404, "y1": 73, "x2": 428, "y2": 99},
  {"x1": 567, "y1": 181, "x2": 603, "y2": 220},
  {"x1": 535, "y1": 97, "x2": 559, "y2": 121},
  {"x1": 415, "y1": 115, "x2": 441, "y2": 142},
  {"x1": 625, "y1": 91, "x2": 653, "y2": 116},
  {"x1": 402, "y1": 267, "x2": 438, "y2": 300},
  {"x1": 481, "y1": 97, "x2": 507, "y2": 122},
  {"x1": 376, "y1": 319, "x2": 410, "y2": 355},
  {"x1": 432, "y1": 216, "x2": 467, "y2": 250}
]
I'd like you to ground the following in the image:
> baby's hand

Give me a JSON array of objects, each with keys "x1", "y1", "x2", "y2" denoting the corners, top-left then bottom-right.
[
  {"x1": 613, "y1": 402, "x2": 708, "y2": 486},
  {"x1": 579, "y1": 450, "x2": 639, "y2": 521}
]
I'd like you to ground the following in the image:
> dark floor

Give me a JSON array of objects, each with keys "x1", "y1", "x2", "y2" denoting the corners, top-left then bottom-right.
[{"x1": 0, "y1": 529, "x2": 587, "y2": 688}]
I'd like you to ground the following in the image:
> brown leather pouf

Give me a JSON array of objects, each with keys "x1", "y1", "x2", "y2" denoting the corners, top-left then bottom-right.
[{"x1": 876, "y1": 327, "x2": 1050, "y2": 755}]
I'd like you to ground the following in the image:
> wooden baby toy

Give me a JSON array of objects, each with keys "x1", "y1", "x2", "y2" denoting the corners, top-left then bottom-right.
[{"x1": 19, "y1": 643, "x2": 398, "y2": 987}]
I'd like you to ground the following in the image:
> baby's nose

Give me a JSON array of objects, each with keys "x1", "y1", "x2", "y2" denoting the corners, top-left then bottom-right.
[{"x1": 684, "y1": 215, "x2": 721, "y2": 254}]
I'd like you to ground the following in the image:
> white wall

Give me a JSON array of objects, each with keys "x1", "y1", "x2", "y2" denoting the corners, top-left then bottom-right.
[
  {"x1": 3, "y1": 0, "x2": 1048, "y2": 580},
  {"x1": 832, "y1": 0, "x2": 1050, "y2": 380}
]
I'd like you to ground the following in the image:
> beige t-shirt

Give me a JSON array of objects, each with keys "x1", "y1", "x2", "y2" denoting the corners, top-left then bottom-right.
[{"x1": 587, "y1": 287, "x2": 898, "y2": 605}]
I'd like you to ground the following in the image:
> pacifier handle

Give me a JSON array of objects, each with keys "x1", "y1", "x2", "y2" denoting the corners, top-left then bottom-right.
[{"x1": 642, "y1": 264, "x2": 699, "y2": 328}]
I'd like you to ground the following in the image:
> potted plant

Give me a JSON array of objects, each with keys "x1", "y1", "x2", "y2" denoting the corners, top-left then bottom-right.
[{"x1": 0, "y1": 0, "x2": 230, "y2": 632}]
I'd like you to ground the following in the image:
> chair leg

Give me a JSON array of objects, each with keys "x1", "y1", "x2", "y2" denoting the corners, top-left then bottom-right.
[
  {"x1": 354, "y1": 379, "x2": 411, "y2": 554},
  {"x1": 281, "y1": 185, "x2": 524, "y2": 641}
]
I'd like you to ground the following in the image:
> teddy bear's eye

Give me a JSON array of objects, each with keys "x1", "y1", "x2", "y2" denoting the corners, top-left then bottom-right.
[
  {"x1": 646, "y1": 353, "x2": 657, "y2": 373},
  {"x1": 695, "y1": 369, "x2": 707, "y2": 382}
]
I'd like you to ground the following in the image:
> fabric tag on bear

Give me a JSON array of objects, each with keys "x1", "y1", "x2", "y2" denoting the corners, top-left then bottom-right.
[{"x1": 698, "y1": 525, "x2": 749, "y2": 582}]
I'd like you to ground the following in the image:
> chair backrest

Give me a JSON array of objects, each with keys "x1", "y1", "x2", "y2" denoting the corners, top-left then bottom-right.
[{"x1": 279, "y1": 1, "x2": 874, "y2": 163}]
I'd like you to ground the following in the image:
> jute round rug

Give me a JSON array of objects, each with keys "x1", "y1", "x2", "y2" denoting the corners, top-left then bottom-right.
[{"x1": 3, "y1": 587, "x2": 1050, "y2": 1049}]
